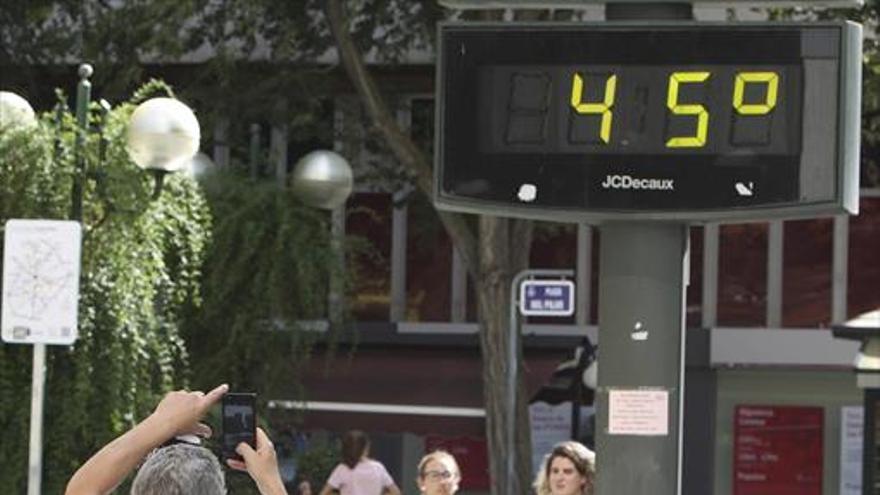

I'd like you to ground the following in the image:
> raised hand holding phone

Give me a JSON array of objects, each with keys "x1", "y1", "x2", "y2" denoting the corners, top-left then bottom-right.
[
  {"x1": 151, "y1": 384, "x2": 228, "y2": 438},
  {"x1": 222, "y1": 392, "x2": 257, "y2": 462},
  {"x1": 227, "y1": 427, "x2": 287, "y2": 495}
]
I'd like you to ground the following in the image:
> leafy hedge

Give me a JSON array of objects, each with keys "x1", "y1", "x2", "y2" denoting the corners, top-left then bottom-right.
[
  {"x1": 0, "y1": 85, "x2": 211, "y2": 493},
  {"x1": 182, "y1": 168, "x2": 342, "y2": 397}
]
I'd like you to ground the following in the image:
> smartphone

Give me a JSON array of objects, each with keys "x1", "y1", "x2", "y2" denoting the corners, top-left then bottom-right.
[{"x1": 221, "y1": 392, "x2": 256, "y2": 462}]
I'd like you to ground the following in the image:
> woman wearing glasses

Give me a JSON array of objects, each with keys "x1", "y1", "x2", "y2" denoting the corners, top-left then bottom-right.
[
  {"x1": 417, "y1": 450, "x2": 460, "y2": 495},
  {"x1": 533, "y1": 441, "x2": 595, "y2": 495}
]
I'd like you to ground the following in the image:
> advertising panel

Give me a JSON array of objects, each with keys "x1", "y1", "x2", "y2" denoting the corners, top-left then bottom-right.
[{"x1": 733, "y1": 405, "x2": 823, "y2": 495}]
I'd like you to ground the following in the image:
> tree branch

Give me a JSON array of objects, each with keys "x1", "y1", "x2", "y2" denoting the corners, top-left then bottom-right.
[{"x1": 324, "y1": 0, "x2": 480, "y2": 280}]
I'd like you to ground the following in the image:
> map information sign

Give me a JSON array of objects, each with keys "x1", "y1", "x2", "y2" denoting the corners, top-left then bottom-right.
[{"x1": 2, "y1": 219, "x2": 81, "y2": 345}]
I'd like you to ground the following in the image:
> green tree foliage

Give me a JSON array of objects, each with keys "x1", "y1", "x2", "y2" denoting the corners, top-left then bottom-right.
[
  {"x1": 0, "y1": 87, "x2": 211, "y2": 493},
  {"x1": 1, "y1": 0, "x2": 441, "y2": 138},
  {"x1": 181, "y1": 168, "x2": 344, "y2": 397},
  {"x1": 0, "y1": 1, "x2": 200, "y2": 97}
]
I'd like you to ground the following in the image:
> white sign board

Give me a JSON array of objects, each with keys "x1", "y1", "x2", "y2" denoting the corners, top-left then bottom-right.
[
  {"x1": 608, "y1": 389, "x2": 669, "y2": 436},
  {"x1": 840, "y1": 405, "x2": 864, "y2": 495},
  {"x1": 2, "y1": 219, "x2": 81, "y2": 345}
]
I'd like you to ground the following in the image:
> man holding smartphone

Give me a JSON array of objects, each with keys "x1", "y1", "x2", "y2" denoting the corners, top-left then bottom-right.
[
  {"x1": 222, "y1": 392, "x2": 257, "y2": 462},
  {"x1": 65, "y1": 384, "x2": 289, "y2": 495}
]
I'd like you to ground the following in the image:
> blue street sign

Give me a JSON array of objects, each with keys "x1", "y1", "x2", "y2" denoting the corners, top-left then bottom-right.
[{"x1": 519, "y1": 279, "x2": 575, "y2": 317}]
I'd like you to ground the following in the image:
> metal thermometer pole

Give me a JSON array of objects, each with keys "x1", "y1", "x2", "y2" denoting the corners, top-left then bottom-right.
[{"x1": 594, "y1": 7, "x2": 692, "y2": 495}]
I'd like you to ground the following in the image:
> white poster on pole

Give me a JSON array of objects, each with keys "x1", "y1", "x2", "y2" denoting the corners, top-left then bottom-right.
[
  {"x1": 2, "y1": 219, "x2": 81, "y2": 345},
  {"x1": 608, "y1": 389, "x2": 669, "y2": 436},
  {"x1": 840, "y1": 405, "x2": 863, "y2": 495}
]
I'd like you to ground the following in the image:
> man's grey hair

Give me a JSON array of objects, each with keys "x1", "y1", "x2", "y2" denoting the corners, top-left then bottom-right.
[{"x1": 131, "y1": 443, "x2": 226, "y2": 495}]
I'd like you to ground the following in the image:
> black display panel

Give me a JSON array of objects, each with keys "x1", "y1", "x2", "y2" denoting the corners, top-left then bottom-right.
[
  {"x1": 478, "y1": 64, "x2": 800, "y2": 156},
  {"x1": 435, "y1": 22, "x2": 861, "y2": 222}
]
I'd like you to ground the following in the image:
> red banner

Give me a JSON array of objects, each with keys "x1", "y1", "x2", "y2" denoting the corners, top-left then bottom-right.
[
  {"x1": 425, "y1": 435, "x2": 489, "y2": 489},
  {"x1": 733, "y1": 405, "x2": 824, "y2": 495}
]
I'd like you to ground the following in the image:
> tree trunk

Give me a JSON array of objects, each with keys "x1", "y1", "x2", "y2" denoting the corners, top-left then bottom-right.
[
  {"x1": 476, "y1": 216, "x2": 534, "y2": 494},
  {"x1": 324, "y1": 2, "x2": 536, "y2": 493}
]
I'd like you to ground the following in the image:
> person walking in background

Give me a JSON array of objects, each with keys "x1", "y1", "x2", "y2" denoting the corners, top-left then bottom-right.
[
  {"x1": 532, "y1": 440, "x2": 596, "y2": 495},
  {"x1": 416, "y1": 450, "x2": 460, "y2": 495},
  {"x1": 319, "y1": 430, "x2": 401, "y2": 495}
]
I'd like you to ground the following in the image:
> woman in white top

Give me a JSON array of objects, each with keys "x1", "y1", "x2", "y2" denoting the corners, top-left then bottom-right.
[{"x1": 320, "y1": 430, "x2": 401, "y2": 495}]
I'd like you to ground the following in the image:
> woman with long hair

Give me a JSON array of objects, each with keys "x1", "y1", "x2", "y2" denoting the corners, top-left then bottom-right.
[
  {"x1": 319, "y1": 430, "x2": 401, "y2": 495},
  {"x1": 533, "y1": 441, "x2": 596, "y2": 495}
]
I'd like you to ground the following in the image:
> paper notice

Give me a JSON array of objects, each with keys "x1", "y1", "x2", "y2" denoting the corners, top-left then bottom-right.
[{"x1": 608, "y1": 389, "x2": 669, "y2": 436}]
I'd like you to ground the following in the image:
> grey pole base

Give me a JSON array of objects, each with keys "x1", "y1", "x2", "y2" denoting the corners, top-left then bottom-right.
[{"x1": 595, "y1": 222, "x2": 688, "y2": 495}]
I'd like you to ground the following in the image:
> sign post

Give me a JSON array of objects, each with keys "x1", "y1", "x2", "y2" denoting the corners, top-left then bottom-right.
[
  {"x1": 2, "y1": 219, "x2": 82, "y2": 495},
  {"x1": 509, "y1": 269, "x2": 574, "y2": 493}
]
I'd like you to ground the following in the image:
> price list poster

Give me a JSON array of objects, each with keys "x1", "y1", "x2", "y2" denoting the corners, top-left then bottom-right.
[{"x1": 733, "y1": 405, "x2": 824, "y2": 495}]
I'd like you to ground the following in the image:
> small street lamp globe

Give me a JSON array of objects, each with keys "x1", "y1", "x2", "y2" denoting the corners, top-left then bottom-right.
[
  {"x1": 290, "y1": 150, "x2": 354, "y2": 210},
  {"x1": 185, "y1": 151, "x2": 216, "y2": 179},
  {"x1": 0, "y1": 91, "x2": 36, "y2": 130},
  {"x1": 126, "y1": 97, "x2": 200, "y2": 172}
]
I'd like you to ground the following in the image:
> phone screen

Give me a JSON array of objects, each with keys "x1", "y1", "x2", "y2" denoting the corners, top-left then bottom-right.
[{"x1": 222, "y1": 393, "x2": 256, "y2": 461}]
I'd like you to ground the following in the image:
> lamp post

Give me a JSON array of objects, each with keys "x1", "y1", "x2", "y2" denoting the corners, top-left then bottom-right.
[
  {"x1": 18, "y1": 63, "x2": 201, "y2": 495},
  {"x1": 290, "y1": 149, "x2": 354, "y2": 328},
  {"x1": 290, "y1": 150, "x2": 353, "y2": 210}
]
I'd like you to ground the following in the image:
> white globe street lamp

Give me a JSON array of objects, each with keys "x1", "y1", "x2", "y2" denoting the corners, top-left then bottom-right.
[
  {"x1": 0, "y1": 90, "x2": 37, "y2": 130},
  {"x1": 290, "y1": 150, "x2": 354, "y2": 210},
  {"x1": 127, "y1": 97, "x2": 201, "y2": 173},
  {"x1": 126, "y1": 97, "x2": 200, "y2": 198}
]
